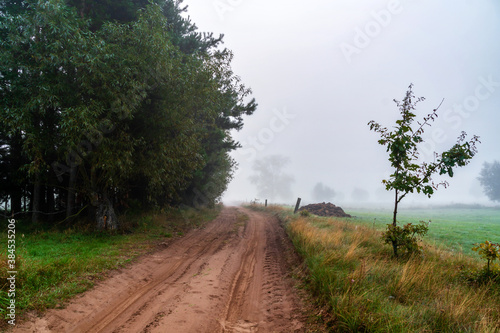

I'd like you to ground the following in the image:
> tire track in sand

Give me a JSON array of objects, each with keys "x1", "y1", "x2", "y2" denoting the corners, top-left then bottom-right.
[{"x1": 13, "y1": 207, "x2": 305, "y2": 333}]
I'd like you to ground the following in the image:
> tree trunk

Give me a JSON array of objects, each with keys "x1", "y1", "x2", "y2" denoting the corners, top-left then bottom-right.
[
  {"x1": 66, "y1": 165, "x2": 77, "y2": 219},
  {"x1": 392, "y1": 189, "x2": 399, "y2": 226},
  {"x1": 392, "y1": 189, "x2": 399, "y2": 257},
  {"x1": 9, "y1": 134, "x2": 23, "y2": 216},
  {"x1": 46, "y1": 183, "x2": 55, "y2": 222},
  {"x1": 11, "y1": 189, "x2": 22, "y2": 216},
  {"x1": 96, "y1": 194, "x2": 119, "y2": 230},
  {"x1": 32, "y1": 175, "x2": 41, "y2": 224},
  {"x1": 392, "y1": 241, "x2": 398, "y2": 258},
  {"x1": 80, "y1": 0, "x2": 86, "y2": 18},
  {"x1": 23, "y1": 187, "x2": 27, "y2": 212},
  {"x1": 88, "y1": 164, "x2": 98, "y2": 220},
  {"x1": 41, "y1": 184, "x2": 47, "y2": 215}
]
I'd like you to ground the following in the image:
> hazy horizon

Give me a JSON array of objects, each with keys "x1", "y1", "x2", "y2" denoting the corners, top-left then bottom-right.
[{"x1": 182, "y1": 0, "x2": 500, "y2": 208}]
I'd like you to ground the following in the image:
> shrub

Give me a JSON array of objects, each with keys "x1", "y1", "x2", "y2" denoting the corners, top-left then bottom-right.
[
  {"x1": 459, "y1": 241, "x2": 500, "y2": 285},
  {"x1": 472, "y1": 241, "x2": 500, "y2": 274},
  {"x1": 299, "y1": 210, "x2": 311, "y2": 217},
  {"x1": 382, "y1": 221, "x2": 429, "y2": 258}
]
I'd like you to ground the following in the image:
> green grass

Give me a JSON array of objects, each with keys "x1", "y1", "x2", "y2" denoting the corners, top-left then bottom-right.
[
  {"x1": 347, "y1": 206, "x2": 500, "y2": 257},
  {"x1": 253, "y1": 204, "x2": 500, "y2": 332},
  {"x1": 0, "y1": 205, "x2": 221, "y2": 327}
]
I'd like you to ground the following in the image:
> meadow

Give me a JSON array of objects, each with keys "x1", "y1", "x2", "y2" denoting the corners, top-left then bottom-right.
[
  {"x1": 347, "y1": 205, "x2": 500, "y2": 257},
  {"x1": 255, "y1": 204, "x2": 500, "y2": 332}
]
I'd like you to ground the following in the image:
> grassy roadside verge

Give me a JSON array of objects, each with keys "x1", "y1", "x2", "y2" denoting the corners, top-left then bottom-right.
[
  {"x1": 0, "y1": 205, "x2": 221, "y2": 328},
  {"x1": 252, "y1": 205, "x2": 500, "y2": 332}
]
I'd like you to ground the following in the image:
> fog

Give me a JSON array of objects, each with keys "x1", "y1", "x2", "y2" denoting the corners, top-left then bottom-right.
[{"x1": 183, "y1": 0, "x2": 500, "y2": 208}]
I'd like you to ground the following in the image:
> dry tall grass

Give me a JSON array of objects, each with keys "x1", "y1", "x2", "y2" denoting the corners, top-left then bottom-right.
[{"x1": 283, "y1": 213, "x2": 500, "y2": 332}]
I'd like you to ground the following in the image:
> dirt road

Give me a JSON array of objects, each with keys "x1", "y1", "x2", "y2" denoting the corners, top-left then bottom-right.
[{"x1": 14, "y1": 207, "x2": 306, "y2": 333}]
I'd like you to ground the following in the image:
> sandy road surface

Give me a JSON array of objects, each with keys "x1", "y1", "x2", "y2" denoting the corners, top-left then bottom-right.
[{"x1": 14, "y1": 207, "x2": 306, "y2": 333}]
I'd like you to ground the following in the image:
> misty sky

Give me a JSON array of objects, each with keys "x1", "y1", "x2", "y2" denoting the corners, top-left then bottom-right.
[{"x1": 182, "y1": 0, "x2": 500, "y2": 207}]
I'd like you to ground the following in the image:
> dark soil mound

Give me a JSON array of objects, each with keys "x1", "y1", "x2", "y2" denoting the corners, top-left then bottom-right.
[{"x1": 299, "y1": 202, "x2": 351, "y2": 218}]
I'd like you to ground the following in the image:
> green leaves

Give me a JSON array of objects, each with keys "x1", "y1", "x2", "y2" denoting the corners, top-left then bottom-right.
[
  {"x1": 0, "y1": 0, "x2": 256, "y2": 221},
  {"x1": 382, "y1": 221, "x2": 430, "y2": 258},
  {"x1": 472, "y1": 241, "x2": 500, "y2": 262},
  {"x1": 368, "y1": 84, "x2": 479, "y2": 257},
  {"x1": 472, "y1": 241, "x2": 500, "y2": 274},
  {"x1": 368, "y1": 85, "x2": 479, "y2": 204}
]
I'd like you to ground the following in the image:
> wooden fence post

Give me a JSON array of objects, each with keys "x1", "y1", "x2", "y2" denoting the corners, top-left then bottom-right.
[{"x1": 293, "y1": 197, "x2": 301, "y2": 214}]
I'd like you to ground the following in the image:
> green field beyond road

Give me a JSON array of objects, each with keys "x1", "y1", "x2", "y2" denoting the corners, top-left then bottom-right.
[{"x1": 347, "y1": 206, "x2": 500, "y2": 256}]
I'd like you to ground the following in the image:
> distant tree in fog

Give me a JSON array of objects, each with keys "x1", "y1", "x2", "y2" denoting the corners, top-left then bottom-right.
[
  {"x1": 351, "y1": 188, "x2": 369, "y2": 202},
  {"x1": 478, "y1": 161, "x2": 500, "y2": 202},
  {"x1": 249, "y1": 155, "x2": 294, "y2": 202},
  {"x1": 312, "y1": 182, "x2": 336, "y2": 202}
]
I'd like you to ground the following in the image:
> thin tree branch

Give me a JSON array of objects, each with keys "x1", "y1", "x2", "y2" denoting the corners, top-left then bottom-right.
[{"x1": 411, "y1": 98, "x2": 445, "y2": 139}]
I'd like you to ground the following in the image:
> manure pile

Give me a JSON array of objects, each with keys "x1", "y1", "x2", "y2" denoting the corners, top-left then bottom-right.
[{"x1": 299, "y1": 202, "x2": 351, "y2": 218}]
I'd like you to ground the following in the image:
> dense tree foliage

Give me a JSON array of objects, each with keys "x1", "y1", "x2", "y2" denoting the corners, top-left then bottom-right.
[
  {"x1": 0, "y1": 0, "x2": 256, "y2": 227},
  {"x1": 478, "y1": 161, "x2": 500, "y2": 203}
]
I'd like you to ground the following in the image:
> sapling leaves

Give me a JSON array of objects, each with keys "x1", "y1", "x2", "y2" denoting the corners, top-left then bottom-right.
[{"x1": 368, "y1": 84, "x2": 480, "y2": 257}]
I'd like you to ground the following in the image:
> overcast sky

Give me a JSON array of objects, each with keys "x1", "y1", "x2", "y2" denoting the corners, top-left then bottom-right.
[{"x1": 182, "y1": 0, "x2": 500, "y2": 207}]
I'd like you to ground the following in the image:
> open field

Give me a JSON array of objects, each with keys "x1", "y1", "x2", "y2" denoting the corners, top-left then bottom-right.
[{"x1": 346, "y1": 206, "x2": 500, "y2": 257}]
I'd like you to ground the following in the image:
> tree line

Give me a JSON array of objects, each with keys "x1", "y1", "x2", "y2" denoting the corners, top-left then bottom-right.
[{"x1": 0, "y1": 0, "x2": 256, "y2": 228}]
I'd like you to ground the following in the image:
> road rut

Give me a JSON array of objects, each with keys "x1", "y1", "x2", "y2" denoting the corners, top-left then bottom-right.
[{"x1": 14, "y1": 207, "x2": 305, "y2": 333}]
